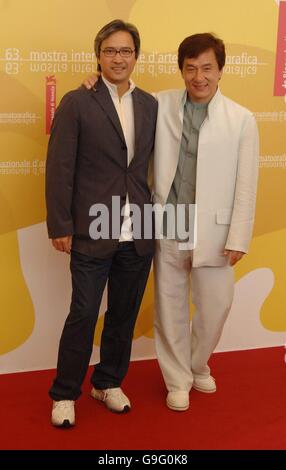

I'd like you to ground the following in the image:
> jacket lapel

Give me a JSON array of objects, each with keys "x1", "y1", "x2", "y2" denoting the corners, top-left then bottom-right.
[{"x1": 90, "y1": 77, "x2": 126, "y2": 145}]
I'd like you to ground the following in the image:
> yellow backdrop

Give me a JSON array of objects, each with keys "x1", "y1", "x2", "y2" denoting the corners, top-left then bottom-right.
[{"x1": 0, "y1": 0, "x2": 285, "y2": 372}]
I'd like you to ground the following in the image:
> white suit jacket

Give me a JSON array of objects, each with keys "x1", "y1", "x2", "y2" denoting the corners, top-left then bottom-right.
[{"x1": 153, "y1": 88, "x2": 259, "y2": 267}]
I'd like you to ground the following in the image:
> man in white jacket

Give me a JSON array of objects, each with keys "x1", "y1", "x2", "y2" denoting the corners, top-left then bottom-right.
[{"x1": 153, "y1": 33, "x2": 259, "y2": 411}]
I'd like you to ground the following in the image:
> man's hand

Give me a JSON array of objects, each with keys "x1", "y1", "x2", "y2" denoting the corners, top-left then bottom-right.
[
  {"x1": 82, "y1": 73, "x2": 100, "y2": 89},
  {"x1": 223, "y1": 249, "x2": 245, "y2": 266},
  {"x1": 52, "y1": 236, "x2": 72, "y2": 254}
]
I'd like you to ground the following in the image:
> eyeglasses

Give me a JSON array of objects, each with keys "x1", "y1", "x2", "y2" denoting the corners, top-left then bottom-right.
[{"x1": 100, "y1": 47, "x2": 135, "y2": 58}]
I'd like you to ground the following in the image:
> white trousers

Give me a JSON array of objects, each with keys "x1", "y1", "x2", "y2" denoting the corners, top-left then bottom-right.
[{"x1": 154, "y1": 239, "x2": 234, "y2": 392}]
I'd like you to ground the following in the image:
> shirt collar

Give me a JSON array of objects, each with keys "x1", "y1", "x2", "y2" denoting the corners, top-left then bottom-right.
[
  {"x1": 102, "y1": 75, "x2": 136, "y2": 99},
  {"x1": 187, "y1": 97, "x2": 208, "y2": 110},
  {"x1": 207, "y1": 87, "x2": 222, "y2": 116},
  {"x1": 181, "y1": 87, "x2": 222, "y2": 118}
]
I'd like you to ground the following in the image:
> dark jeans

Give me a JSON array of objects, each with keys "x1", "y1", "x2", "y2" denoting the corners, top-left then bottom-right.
[{"x1": 49, "y1": 242, "x2": 152, "y2": 401}]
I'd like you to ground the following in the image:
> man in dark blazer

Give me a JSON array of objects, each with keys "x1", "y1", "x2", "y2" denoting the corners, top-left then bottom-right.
[{"x1": 46, "y1": 19, "x2": 157, "y2": 427}]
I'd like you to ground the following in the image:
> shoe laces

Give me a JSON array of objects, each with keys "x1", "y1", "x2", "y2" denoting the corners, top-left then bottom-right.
[
  {"x1": 103, "y1": 388, "x2": 122, "y2": 401},
  {"x1": 53, "y1": 400, "x2": 74, "y2": 410}
]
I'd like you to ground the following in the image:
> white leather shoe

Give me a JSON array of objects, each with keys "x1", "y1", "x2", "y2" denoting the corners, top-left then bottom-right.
[
  {"x1": 91, "y1": 387, "x2": 131, "y2": 413},
  {"x1": 166, "y1": 391, "x2": 189, "y2": 411},
  {"x1": 51, "y1": 400, "x2": 75, "y2": 427},
  {"x1": 193, "y1": 375, "x2": 216, "y2": 393}
]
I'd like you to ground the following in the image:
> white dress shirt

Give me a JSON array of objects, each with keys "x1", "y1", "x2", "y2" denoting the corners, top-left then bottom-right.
[{"x1": 102, "y1": 75, "x2": 135, "y2": 242}]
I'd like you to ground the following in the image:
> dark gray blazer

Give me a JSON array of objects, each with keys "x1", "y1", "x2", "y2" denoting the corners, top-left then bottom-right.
[{"x1": 45, "y1": 78, "x2": 158, "y2": 258}]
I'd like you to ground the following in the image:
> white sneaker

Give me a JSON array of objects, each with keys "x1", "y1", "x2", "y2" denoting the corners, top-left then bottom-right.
[
  {"x1": 166, "y1": 391, "x2": 189, "y2": 411},
  {"x1": 51, "y1": 400, "x2": 75, "y2": 427},
  {"x1": 193, "y1": 375, "x2": 216, "y2": 393},
  {"x1": 91, "y1": 387, "x2": 131, "y2": 413}
]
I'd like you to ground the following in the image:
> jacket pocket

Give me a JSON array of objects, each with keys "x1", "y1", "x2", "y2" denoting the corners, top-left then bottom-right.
[{"x1": 216, "y1": 208, "x2": 232, "y2": 225}]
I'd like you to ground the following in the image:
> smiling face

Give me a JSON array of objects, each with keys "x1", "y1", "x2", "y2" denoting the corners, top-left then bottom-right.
[
  {"x1": 98, "y1": 30, "x2": 137, "y2": 89},
  {"x1": 182, "y1": 48, "x2": 223, "y2": 103}
]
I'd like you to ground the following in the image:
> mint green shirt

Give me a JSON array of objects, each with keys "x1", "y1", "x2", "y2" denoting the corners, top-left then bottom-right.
[{"x1": 163, "y1": 98, "x2": 208, "y2": 241}]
